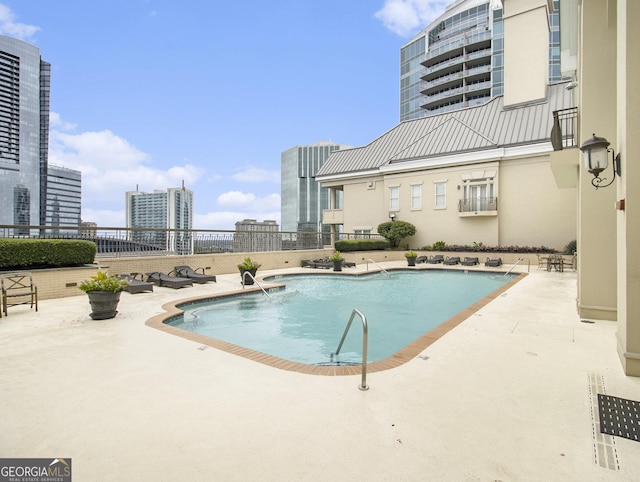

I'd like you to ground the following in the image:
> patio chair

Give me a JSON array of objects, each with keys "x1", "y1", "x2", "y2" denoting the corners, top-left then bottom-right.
[
  {"x1": 461, "y1": 257, "x2": 479, "y2": 266},
  {"x1": 115, "y1": 274, "x2": 154, "y2": 294},
  {"x1": 443, "y1": 256, "x2": 460, "y2": 265},
  {"x1": 536, "y1": 254, "x2": 550, "y2": 270},
  {"x1": 175, "y1": 265, "x2": 217, "y2": 284},
  {"x1": 426, "y1": 255, "x2": 445, "y2": 264},
  {"x1": 145, "y1": 271, "x2": 193, "y2": 289},
  {"x1": 485, "y1": 257, "x2": 503, "y2": 267},
  {"x1": 1, "y1": 271, "x2": 38, "y2": 317}
]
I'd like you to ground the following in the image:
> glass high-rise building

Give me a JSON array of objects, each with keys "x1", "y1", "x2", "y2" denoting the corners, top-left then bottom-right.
[
  {"x1": 46, "y1": 165, "x2": 82, "y2": 233},
  {"x1": 0, "y1": 36, "x2": 51, "y2": 233},
  {"x1": 281, "y1": 141, "x2": 351, "y2": 233},
  {"x1": 125, "y1": 186, "x2": 194, "y2": 254},
  {"x1": 400, "y1": 0, "x2": 564, "y2": 121}
]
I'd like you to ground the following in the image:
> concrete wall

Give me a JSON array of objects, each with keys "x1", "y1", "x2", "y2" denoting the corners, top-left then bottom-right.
[
  {"x1": 503, "y1": 0, "x2": 550, "y2": 106},
  {"x1": 576, "y1": 0, "x2": 618, "y2": 320}
]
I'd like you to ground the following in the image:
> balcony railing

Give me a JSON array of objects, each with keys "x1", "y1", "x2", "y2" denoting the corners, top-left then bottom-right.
[
  {"x1": 551, "y1": 107, "x2": 578, "y2": 151},
  {"x1": 0, "y1": 225, "x2": 384, "y2": 258},
  {"x1": 458, "y1": 197, "x2": 498, "y2": 214}
]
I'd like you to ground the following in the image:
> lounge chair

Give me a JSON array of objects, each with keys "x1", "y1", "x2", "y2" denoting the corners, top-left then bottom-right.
[
  {"x1": 416, "y1": 256, "x2": 427, "y2": 263},
  {"x1": 443, "y1": 256, "x2": 460, "y2": 265},
  {"x1": 145, "y1": 271, "x2": 193, "y2": 289},
  {"x1": 175, "y1": 265, "x2": 217, "y2": 283},
  {"x1": 461, "y1": 257, "x2": 479, "y2": 266},
  {"x1": 425, "y1": 255, "x2": 444, "y2": 264},
  {"x1": 115, "y1": 273, "x2": 154, "y2": 294},
  {"x1": 485, "y1": 257, "x2": 503, "y2": 267}
]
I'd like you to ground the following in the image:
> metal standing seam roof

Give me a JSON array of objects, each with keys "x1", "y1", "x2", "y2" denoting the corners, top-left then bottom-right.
[{"x1": 316, "y1": 82, "x2": 573, "y2": 178}]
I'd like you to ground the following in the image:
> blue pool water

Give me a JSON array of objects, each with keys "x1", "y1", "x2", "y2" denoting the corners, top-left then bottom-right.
[{"x1": 169, "y1": 271, "x2": 515, "y2": 365}]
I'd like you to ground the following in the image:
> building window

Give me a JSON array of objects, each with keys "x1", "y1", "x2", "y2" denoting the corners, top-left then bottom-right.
[
  {"x1": 460, "y1": 178, "x2": 497, "y2": 212},
  {"x1": 434, "y1": 182, "x2": 446, "y2": 208},
  {"x1": 354, "y1": 229, "x2": 372, "y2": 239},
  {"x1": 410, "y1": 184, "x2": 422, "y2": 209},
  {"x1": 389, "y1": 186, "x2": 399, "y2": 210}
]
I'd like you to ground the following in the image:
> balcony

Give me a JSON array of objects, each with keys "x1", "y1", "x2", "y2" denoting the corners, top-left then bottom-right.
[
  {"x1": 458, "y1": 197, "x2": 498, "y2": 217},
  {"x1": 322, "y1": 209, "x2": 344, "y2": 225},
  {"x1": 551, "y1": 107, "x2": 578, "y2": 151}
]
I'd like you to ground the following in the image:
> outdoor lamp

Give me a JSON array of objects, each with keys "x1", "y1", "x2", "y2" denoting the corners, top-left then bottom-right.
[
  {"x1": 389, "y1": 212, "x2": 396, "y2": 221},
  {"x1": 579, "y1": 133, "x2": 621, "y2": 189}
]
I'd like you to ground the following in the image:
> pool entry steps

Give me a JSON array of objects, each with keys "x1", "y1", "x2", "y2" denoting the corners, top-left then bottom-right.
[{"x1": 331, "y1": 308, "x2": 369, "y2": 391}]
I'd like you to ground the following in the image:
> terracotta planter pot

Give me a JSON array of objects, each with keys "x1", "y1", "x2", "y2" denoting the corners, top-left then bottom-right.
[{"x1": 86, "y1": 290, "x2": 122, "y2": 320}]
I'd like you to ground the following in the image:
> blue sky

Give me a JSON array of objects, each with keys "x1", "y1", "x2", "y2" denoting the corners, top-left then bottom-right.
[{"x1": 2, "y1": 0, "x2": 447, "y2": 229}]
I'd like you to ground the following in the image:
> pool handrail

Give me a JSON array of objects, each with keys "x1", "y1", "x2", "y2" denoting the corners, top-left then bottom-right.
[
  {"x1": 504, "y1": 257, "x2": 530, "y2": 275},
  {"x1": 366, "y1": 259, "x2": 390, "y2": 276},
  {"x1": 331, "y1": 308, "x2": 369, "y2": 391},
  {"x1": 241, "y1": 271, "x2": 270, "y2": 297}
]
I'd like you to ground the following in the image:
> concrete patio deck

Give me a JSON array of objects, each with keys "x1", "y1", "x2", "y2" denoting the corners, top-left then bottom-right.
[{"x1": 1, "y1": 262, "x2": 639, "y2": 481}]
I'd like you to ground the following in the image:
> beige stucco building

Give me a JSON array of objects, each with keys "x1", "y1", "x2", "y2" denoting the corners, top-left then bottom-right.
[
  {"x1": 549, "y1": 0, "x2": 639, "y2": 376},
  {"x1": 319, "y1": 0, "x2": 640, "y2": 377}
]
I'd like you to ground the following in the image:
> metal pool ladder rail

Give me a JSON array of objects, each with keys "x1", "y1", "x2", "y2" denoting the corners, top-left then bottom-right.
[
  {"x1": 366, "y1": 259, "x2": 390, "y2": 276},
  {"x1": 241, "y1": 271, "x2": 270, "y2": 297},
  {"x1": 504, "y1": 257, "x2": 530, "y2": 276},
  {"x1": 330, "y1": 308, "x2": 369, "y2": 391}
]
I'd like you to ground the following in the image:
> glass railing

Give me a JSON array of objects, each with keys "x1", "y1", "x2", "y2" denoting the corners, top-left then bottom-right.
[{"x1": 0, "y1": 225, "x2": 384, "y2": 258}]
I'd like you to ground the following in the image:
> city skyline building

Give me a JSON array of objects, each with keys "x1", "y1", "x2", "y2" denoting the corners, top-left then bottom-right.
[
  {"x1": 125, "y1": 185, "x2": 194, "y2": 254},
  {"x1": 281, "y1": 141, "x2": 351, "y2": 234},
  {"x1": 0, "y1": 35, "x2": 52, "y2": 233},
  {"x1": 400, "y1": 0, "x2": 563, "y2": 121},
  {"x1": 233, "y1": 219, "x2": 281, "y2": 252},
  {"x1": 46, "y1": 165, "x2": 82, "y2": 233}
]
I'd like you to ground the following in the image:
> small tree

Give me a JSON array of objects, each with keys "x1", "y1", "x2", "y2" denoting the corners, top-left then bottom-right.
[{"x1": 377, "y1": 221, "x2": 416, "y2": 248}]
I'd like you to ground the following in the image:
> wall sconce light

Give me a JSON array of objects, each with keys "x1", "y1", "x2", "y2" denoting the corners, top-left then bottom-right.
[
  {"x1": 389, "y1": 212, "x2": 396, "y2": 221},
  {"x1": 579, "y1": 133, "x2": 621, "y2": 189}
]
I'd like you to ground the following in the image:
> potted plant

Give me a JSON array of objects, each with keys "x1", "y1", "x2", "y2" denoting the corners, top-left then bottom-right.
[
  {"x1": 405, "y1": 250, "x2": 418, "y2": 266},
  {"x1": 329, "y1": 251, "x2": 344, "y2": 272},
  {"x1": 237, "y1": 257, "x2": 261, "y2": 285},
  {"x1": 78, "y1": 270, "x2": 128, "y2": 320}
]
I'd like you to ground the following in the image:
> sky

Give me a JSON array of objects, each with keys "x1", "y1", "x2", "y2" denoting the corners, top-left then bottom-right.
[{"x1": 1, "y1": 0, "x2": 448, "y2": 230}]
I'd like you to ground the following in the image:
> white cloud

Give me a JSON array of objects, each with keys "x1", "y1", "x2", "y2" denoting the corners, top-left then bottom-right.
[
  {"x1": 233, "y1": 167, "x2": 280, "y2": 183},
  {"x1": 48, "y1": 125, "x2": 205, "y2": 209},
  {"x1": 49, "y1": 112, "x2": 77, "y2": 131},
  {"x1": 217, "y1": 191, "x2": 256, "y2": 207},
  {"x1": 374, "y1": 0, "x2": 448, "y2": 37},
  {"x1": 0, "y1": 4, "x2": 40, "y2": 40},
  {"x1": 80, "y1": 208, "x2": 125, "y2": 227}
]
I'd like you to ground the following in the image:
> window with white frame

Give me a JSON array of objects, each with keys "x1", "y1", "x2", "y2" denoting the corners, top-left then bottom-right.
[
  {"x1": 389, "y1": 186, "x2": 399, "y2": 210},
  {"x1": 354, "y1": 228, "x2": 372, "y2": 239},
  {"x1": 410, "y1": 184, "x2": 422, "y2": 209},
  {"x1": 434, "y1": 181, "x2": 446, "y2": 208}
]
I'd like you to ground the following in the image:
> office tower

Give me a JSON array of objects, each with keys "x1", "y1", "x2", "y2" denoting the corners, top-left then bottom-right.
[
  {"x1": 125, "y1": 186, "x2": 194, "y2": 254},
  {"x1": 0, "y1": 36, "x2": 51, "y2": 233},
  {"x1": 400, "y1": 0, "x2": 564, "y2": 121},
  {"x1": 46, "y1": 165, "x2": 82, "y2": 233},
  {"x1": 281, "y1": 141, "x2": 351, "y2": 234},
  {"x1": 233, "y1": 219, "x2": 281, "y2": 252}
]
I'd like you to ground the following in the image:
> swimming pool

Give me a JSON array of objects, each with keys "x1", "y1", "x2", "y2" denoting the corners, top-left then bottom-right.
[{"x1": 166, "y1": 270, "x2": 520, "y2": 368}]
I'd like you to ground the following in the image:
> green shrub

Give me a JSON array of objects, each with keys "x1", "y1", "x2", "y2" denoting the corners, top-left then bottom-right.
[
  {"x1": 564, "y1": 239, "x2": 577, "y2": 254},
  {"x1": 0, "y1": 239, "x2": 96, "y2": 269},
  {"x1": 334, "y1": 239, "x2": 390, "y2": 252},
  {"x1": 78, "y1": 270, "x2": 128, "y2": 293},
  {"x1": 377, "y1": 221, "x2": 416, "y2": 248}
]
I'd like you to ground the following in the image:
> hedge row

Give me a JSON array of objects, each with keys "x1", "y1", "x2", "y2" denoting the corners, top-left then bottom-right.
[
  {"x1": 334, "y1": 239, "x2": 390, "y2": 252},
  {"x1": 0, "y1": 239, "x2": 97, "y2": 269}
]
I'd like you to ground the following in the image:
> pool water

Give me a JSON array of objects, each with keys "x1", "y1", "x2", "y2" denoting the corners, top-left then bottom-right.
[{"x1": 169, "y1": 271, "x2": 514, "y2": 365}]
